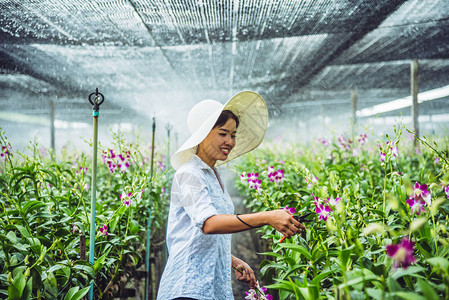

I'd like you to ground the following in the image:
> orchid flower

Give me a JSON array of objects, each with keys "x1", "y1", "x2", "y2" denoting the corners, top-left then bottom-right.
[
  {"x1": 1, "y1": 145, "x2": 11, "y2": 160},
  {"x1": 379, "y1": 151, "x2": 386, "y2": 162},
  {"x1": 358, "y1": 133, "x2": 368, "y2": 145},
  {"x1": 406, "y1": 197, "x2": 426, "y2": 215},
  {"x1": 120, "y1": 192, "x2": 133, "y2": 206},
  {"x1": 386, "y1": 238, "x2": 416, "y2": 269},
  {"x1": 326, "y1": 196, "x2": 341, "y2": 208},
  {"x1": 243, "y1": 281, "x2": 272, "y2": 300},
  {"x1": 315, "y1": 203, "x2": 332, "y2": 221},
  {"x1": 410, "y1": 182, "x2": 432, "y2": 206},
  {"x1": 247, "y1": 172, "x2": 259, "y2": 181},
  {"x1": 388, "y1": 141, "x2": 399, "y2": 159},
  {"x1": 240, "y1": 172, "x2": 248, "y2": 185},
  {"x1": 283, "y1": 205, "x2": 296, "y2": 214},
  {"x1": 99, "y1": 225, "x2": 109, "y2": 237}
]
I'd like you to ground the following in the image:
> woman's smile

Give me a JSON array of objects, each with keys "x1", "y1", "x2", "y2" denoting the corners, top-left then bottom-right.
[{"x1": 197, "y1": 119, "x2": 237, "y2": 168}]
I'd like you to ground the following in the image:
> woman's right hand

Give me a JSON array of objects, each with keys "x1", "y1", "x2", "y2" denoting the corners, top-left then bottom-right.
[{"x1": 266, "y1": 209, "x2": 306, "y2": 238}]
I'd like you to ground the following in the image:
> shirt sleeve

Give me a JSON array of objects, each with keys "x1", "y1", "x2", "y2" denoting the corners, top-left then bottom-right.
[{"x1": 171, "y1": 169, "x2": 218, "y2": 230}]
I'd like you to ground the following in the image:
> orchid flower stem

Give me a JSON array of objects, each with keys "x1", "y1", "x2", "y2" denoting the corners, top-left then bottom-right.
[
  {"x1": 382, "y1": 163, "x2": 387, "y2": 225},
  {"x1": 431, "y1": 213, "x2": 439, "y2": 256},
  {"x1": 232, "y1": 265, "x2": 265, "y2": 297},
  {"x1": 414, "y1": 133, "x2": 449, "y2": 165}
]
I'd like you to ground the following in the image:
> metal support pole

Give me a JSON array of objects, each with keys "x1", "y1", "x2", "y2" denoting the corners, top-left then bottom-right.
[
  {"x1": 145, "y1": 116, "x2": 156, "y2": 300},
  {"x1": 50, "y1": 100, "x2": 55, "y2": 153},
  {"x1": 351, "y1": 89, "x2": 357, "y2": 141},
  {"x1": 411, "y1": 59, "x2": 419, "y2": 147},
  {"x1": 87, "y1": 88, "x2": 104, "y2": 300},
  {"x1": 164, "y1": 123, "x2": 172, "y2": 265},
  {"x1": 165, "y1": 123, "x2": 172, "y2": 169}
]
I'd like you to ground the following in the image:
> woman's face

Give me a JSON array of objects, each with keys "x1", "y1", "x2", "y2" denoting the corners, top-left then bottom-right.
[{"x1": 197, "y1": 118, "x2": 237, "y2": 168}]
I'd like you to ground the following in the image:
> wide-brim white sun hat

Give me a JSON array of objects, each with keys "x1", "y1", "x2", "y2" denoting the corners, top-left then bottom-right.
[{"x1": 171, "y1": 90, "x2": 268, "y2": 170}]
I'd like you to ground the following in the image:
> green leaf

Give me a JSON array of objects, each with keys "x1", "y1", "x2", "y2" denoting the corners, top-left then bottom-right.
[
  {"x1": 63, "y1": 286, "x2": 79, "y2": 300},
  {"x1": 393, "y1": 291, "x2": 427, "y2": 300},
  {"x1": 417, "y1": 278, "x2": 439, "y2": 300},
  {"x1": 23, "y1": 200, "x2": 47, "y2": 215},
  {"x1": 391, "y1": 265, "x2": 426, "y2": 280},
  {"x1": 20, "y1": 277, "x2": 32, "y2": 300},
  {"x1": 47, "y1": 264, "x2": 68, "y2": 274},
  {"x1": 310, "y1": 269, "x2": 336, "y2": 286},
  {"x1": 11, "y1": 271, "x2": 26, "y2": 299},
  {"x1": 14, "y1": 225, "x2": 31, "y2": 238},
  {"x1": 109, "y1": 205, "x2": 127, "y2": 232},
  {"x1": 8, "y1": 284, "x2": 21, "y2": 300},
  {"x1": 387, "y1": 277, "x2": 403, "y2": 292},
  {"x1": 43, "y1": 272, "x2": 58, "y2": 298},
  {"x1": 366, "y1": 288, "x2": 382, "y2": 298},
  {"x1": 6, "y1": 231, "x2": 17, "y2": 244},
  {"x1": 281, "y1": 264, "x2": 308, "y2": 279},
  {"x1": 265, "y1": 280, "x2": 299, "y2": 292},
  {"x1": 415, "y1": 243, "x2": 432, "y2": 259},
  {"x1": 53, "y1": 228, "x2": 71, "y2": 238},
  {"x1": 260, "y1": 262, "x2": 288, "y2": 275},
  {"x1": 425, "y1": 257, "x2": 449, "y2": 274},
  {"x1": 72, "y1": 261, "x2": 95, "y2": 278},
  {"x1": 70, "y1": 286, "x2": 91, "y2": 300},
  {"x1": 93, "y1": 250, "x2": 110, "y2": 273},
  {"x1": 129, "y1": 219, "x2": 140, "y2": 235},
  {"x1": 13, "y1": 243, "x2": 30, "y2": 252},
  {"x1": 257, "y1": 251, "x2": 284, "y2": 259},
  {"x1": 338, "y1": 275, "x2": 381, "y2": 289},
  {"x1": 278, "y1": 243, "x2": 312, "y2": 260}
]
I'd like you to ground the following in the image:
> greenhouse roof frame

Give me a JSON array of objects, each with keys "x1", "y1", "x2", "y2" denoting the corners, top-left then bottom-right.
[{"x1": 0, "y1": 0, "x2": 448, "y2": 130}]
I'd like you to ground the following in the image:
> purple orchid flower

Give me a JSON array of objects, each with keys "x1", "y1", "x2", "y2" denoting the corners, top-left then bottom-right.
[
  {"x1": 315, "y1": 203, "x2": 332, "y2": 221},
  {"x1": 386, "y1": 238, "x2": 416, "y2": 269},
  {"x1": 283, "y1": 205, "x2": 296, "y2": 214}
]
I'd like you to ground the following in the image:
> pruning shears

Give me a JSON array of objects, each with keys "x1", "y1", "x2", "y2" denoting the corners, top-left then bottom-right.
[
  {"x1": 279, "y1": 212, "x2": 313, "y2": 243},
  {"x1": 293, "y1": 212, "x2": 313, "y2": 223}
]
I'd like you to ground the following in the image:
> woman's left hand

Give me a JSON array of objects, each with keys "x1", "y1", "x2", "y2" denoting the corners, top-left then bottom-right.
[{"x1": 232, "y1": 256, "x2": 257, "y2": 289}]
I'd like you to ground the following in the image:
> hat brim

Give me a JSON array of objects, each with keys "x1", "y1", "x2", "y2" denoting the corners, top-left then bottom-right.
[{"x1": 170, "y1": 91, "x2": 268, "y2": 170}]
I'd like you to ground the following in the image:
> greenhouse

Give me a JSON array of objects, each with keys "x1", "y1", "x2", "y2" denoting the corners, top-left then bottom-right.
[{"x1": 1, "y1": 0, "x2": 449, "y2": 299}]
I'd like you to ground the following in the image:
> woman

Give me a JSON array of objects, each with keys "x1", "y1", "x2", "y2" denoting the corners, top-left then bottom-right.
[{"x1": 157, "y1": 91, "x2": 305, "y2": 300}]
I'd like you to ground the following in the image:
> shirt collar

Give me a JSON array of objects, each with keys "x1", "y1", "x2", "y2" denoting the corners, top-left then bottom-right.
[{"x1": 191, "y1": 155, "x2": 215, "y2": 171}]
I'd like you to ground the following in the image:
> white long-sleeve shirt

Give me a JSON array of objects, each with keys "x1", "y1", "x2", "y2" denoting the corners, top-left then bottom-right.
[{"x1": 157, "y1": 155, "x2": 235, "y2": 300}]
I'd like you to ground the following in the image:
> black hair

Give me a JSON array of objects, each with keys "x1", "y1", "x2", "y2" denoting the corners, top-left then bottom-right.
[{"x1": 213, "y1": 110, "x2": 239, "y2": 129}]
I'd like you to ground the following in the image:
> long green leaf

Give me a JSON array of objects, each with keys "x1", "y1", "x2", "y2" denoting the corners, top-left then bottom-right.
[
  {"x1": 23, "y1": 201, "x2": 47, "y2": 215},
  {"x1": 393, "y1": 291, "x2": 427, "y2": 300},
  {"x1": 63, "y1": 286, "x2": 79, "y2": 300},
  {"x1": 310, "y1": 269, "x2": 336, "y2": 286},
  {"x1": 70, "y1": 286, "x2": 91, "y2": 300},
  {"x1": 72, "y1": 262, "x2": 95, "y2": 278},
  {"x1": 21, "y1": 277, "x2": 32, "y2": 300},
  {"x1": 11, "y1": 271, "x2": 26, "y2": 299},
  {"x1": 417, "y1": 278, "x2": 440, "y2": 300},
  {"x1": 278, "y1": 243, "x2": 312, "y2": 260},
  {"x1": 425, "y1": 257, "x2": 449, "y2": 274},
  {"x1": 14, "y1": 225, "x2": 31, "y2": 239},
  {"x1": 43, "y1": 272, "x2": 58, "y2": 298},
  {"x1": 391, "y1": 265, "x2": 426, "y2": 280},
  {"x1": 338, "y1": 275, "x2": 380, "y2": 289}
]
